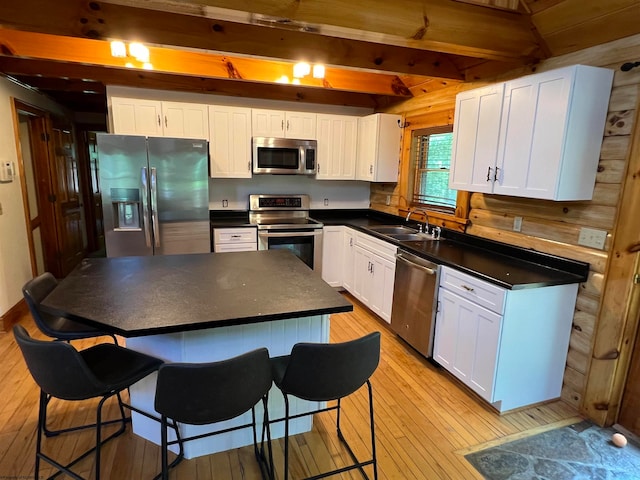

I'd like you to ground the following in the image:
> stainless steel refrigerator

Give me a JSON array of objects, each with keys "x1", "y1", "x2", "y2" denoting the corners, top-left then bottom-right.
[{"x1": 97, "y1": 134, "x2": 210, "y2": 257}]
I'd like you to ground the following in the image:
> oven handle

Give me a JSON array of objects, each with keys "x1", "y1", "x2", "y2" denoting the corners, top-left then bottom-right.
[{"x1": 258, "y1": 230, "x2": 322, "y2": 238}]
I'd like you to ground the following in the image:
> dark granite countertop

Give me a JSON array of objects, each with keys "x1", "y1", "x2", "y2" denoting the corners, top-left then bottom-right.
[
  {"x1": 209, "y1": 208, "x2": 588, "y2": 289},
  {"x1": 41, "y1": 250, "x2": 353, "y2": 337},
  {"x1": 308, "y1": 209, "x2": 589, "y2": 290}
]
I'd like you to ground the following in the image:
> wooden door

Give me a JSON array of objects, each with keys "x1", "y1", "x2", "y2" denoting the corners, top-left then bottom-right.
[
  {"x1": 618, "y1": 321, "x2": 640, "y2": 435},
  {"x1": 77, "y1": 130, "x2": 105, "y2": 255},
  {"x1": 49, "y1": 119, "x2": 85, "y2": 276}
]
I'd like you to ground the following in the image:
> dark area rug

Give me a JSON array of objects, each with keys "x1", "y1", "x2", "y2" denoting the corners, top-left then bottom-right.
[{"x1": 465, "y1": 420, "x2": 640, "y2": 480}]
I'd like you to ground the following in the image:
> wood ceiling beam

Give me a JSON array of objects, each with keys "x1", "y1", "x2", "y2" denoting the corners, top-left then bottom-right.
[
  {"x1": 0, "y1": 56, "x2": 393, "y2": 109},
  {"x1": 135, "y1": 0, "x2": 543, "y2": 61},
  {"x1": 0, "y1": 29, "x2": 415, "y2": 97},
  {"x1": 8, "y1": 76, "x2": 106, "y2": 94},
  {"x1": 0, "y1": 0, "x2": 534, "y2": 79}
]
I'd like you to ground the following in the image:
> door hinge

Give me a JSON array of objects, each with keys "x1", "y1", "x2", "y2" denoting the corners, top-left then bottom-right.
[{"x1": 634, "y1": 274, "x2": 640, "y2": 285}]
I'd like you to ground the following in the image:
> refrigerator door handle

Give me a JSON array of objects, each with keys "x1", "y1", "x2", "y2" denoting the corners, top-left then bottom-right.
[
  {"x1": 150, "y1": 167, "x2": 160, "y2": 247},
  {"x1": 141, "y1": 167, "x2": 152, "y2": 248}
]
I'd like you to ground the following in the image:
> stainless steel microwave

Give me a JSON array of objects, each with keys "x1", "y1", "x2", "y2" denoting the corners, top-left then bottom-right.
[{"x1": 252, "y1": 137, "x2": 317, "y2": 175}]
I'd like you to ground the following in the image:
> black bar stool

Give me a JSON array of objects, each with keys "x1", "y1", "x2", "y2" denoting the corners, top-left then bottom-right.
[
  {"x1": 23, "y1": 272, "x2": 118, "y2": 344},
  {"x1": 153, "y1": 347, "x2": 274, "y2": 480},
  {"x1": 13, "y1": 324, "x2": 163, "y2": 480},
  {"x1": 270, "y1": 331, "x2": 381, "y2": 480},
  {"x1": 22, "y1": 272, "x2": 122, "y2": 438}
]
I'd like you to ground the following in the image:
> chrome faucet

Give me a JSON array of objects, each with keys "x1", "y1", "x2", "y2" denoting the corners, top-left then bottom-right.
[
  {"x1": 406, "y1": 208, "x2": 441, "y2": 239},
  {"x1": 405, "y1": 208, "x2": 430, "y2": 233}
]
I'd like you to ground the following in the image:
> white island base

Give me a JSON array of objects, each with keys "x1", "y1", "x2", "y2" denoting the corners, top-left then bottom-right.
[{"x1": 127, "y1": 314, "x2": 329, "y2": 459}]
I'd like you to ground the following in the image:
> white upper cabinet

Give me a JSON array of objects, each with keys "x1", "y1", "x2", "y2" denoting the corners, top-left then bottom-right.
[
  {"x1": 208, "y1": 105, "x2": 252, "y2": 178},
  {"x1": 111, "y1": 97, "x2": 209, "y2": 139},
  {"x1": 449, "y1": 65, "x2": 613, "y2": 201},
  {"x1": 161, "y1": 102, "x2": 209, "y2": 139},
  {"x1": 111, "y1": 98, "x2": 163, "y2": 136},
  {"x1": 449, "y1": 84, "x2": 504, "y2": 193},
  {"x1": 356, "y1": 113, "x2": 402, "y2": 182},
  {"x1": 316, "y1": 114, "x2": 358, "y2": 180},
  {"x1": 251, "y1": 108, "x2": 317, "y2": 139}
]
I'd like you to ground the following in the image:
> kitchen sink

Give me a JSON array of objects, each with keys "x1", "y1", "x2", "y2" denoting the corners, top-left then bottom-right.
[
  {"x1": 387, "y1": 233, "x2": 433, "y2": 241},
  {"x1": 369, "y1": 225, "x2": 418, "y2": 235}
]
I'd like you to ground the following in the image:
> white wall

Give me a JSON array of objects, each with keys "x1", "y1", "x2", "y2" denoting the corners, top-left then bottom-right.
[
  {"x1": 0, "y1": 77, "x2": 67, "y2": 316},
  {"x1": 209, "y1": 177, "x2": 371, "y2": 210}
]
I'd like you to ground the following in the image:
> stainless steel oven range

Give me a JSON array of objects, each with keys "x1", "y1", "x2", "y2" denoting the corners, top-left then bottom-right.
[{"x1": 249, "y1": 194, "x2": 323, "y2": 273}]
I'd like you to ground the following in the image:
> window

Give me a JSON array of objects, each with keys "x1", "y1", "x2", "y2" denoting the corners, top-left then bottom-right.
[{"x1": 411, "y1": 126, "x2": 457, "y2": 211}]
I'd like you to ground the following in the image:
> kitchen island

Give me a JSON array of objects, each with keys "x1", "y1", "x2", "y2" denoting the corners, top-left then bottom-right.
[{"x1": 41, "y1": 250, "x2": 353, "y2": 458}]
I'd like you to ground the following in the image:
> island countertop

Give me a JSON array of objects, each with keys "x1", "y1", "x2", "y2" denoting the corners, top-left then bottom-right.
[{"x1": 41, "y1": 250, "x2": 353, "y2": 337}]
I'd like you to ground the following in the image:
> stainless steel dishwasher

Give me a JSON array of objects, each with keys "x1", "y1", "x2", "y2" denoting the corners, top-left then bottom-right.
[{"x1": 390, "y1": 249, "x2": 440, "y2": 357}]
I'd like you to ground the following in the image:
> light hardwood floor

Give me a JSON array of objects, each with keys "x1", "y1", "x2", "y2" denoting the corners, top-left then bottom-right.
[{"x1": 0, "y1": 293, "x2": 581, "y2": 479}]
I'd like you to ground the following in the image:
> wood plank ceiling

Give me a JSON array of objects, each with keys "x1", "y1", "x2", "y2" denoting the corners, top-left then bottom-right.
[{"x1": 0, "y1": 0, "x2": 638, "y2": 114}]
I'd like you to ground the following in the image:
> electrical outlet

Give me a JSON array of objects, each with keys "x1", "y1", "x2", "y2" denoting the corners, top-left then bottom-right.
[
  {"x1": 324, "y1": 198, "x2": 329, "y2": 206},
  {"x1": 513, "y1": 216, "x2": 522, "y2": 232},
  {"x1": 222, "y1": 199, "x2": 228, "y2": 208},
  {"x1": 578, "y1": 227, "x2": 607, "y2": 249}
]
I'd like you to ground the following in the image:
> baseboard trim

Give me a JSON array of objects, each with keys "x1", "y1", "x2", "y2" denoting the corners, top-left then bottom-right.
[{"x1": 1, "y1": 299, "x2": 28, "y2": 332}]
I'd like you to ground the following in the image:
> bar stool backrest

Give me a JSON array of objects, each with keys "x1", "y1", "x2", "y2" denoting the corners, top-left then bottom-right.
[
  {"x1": 279, "y1": 331, "x2": 381, "y2": 402},
  {"x1": 154, "y1": 347, "x2": 272, "y2": 425},
  {"x1": 13, "y1": 325, "x2": 105, "y2": 400},
  {"x1": 22, "y1": 272, "x2": 63, "y2": 338}
]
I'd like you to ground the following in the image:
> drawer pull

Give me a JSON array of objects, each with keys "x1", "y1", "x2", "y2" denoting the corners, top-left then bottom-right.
[
  {"x1": 461, "y1": 284, "x2": 475, "y2": 292},
  {"x1": 231, "y1": 234, "x2": 242, "y2": 238}
]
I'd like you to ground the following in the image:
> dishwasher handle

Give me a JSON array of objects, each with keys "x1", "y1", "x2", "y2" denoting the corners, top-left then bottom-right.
[{"x1": 395, "y1": 253, "x2": 438, "y2": 275}]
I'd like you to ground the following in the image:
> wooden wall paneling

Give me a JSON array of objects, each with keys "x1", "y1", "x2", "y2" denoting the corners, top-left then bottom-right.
[
  {"x1": 468, "y1": 195, "x2": 617, "y2": 231},
  {"x1": 581, "y1": 102, "x2": 640, "y2": 426},
  {"x1": 468, "y1": 209, "x2": 613, "y2": 254},
  {"x1": 465, "y1": 224, "x2": 608, "y2": 273}
]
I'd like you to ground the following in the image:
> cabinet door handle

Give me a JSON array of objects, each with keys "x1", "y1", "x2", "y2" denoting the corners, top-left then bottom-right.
[
  {"x1": 157, "y1": 114, "x2": 161, "y2": 126},
  {"x1": 461, "y1": 284, "x2": 475, "y2": 292},
  {"x1": 164, "y1": 116, "x2": 168, "y2": 127},
  {"x1": 369, "y1": 165, "x2": 373, "y2": 174},
  {"x1": 494, "y1": 167, "x2": 500, "y2": 182},
  {"x1": 486, "y1": 166, "x2": 492, "y2": 182},
  {"x1": 318, "y1": 163, "x2": 320, "y2": 173},
  {"x1": 281, "y1": 120, "x2": 285, "y2": 131},
  {"x1": 287, "y1": 120, "x2": 290, "y2": 131},
  {"x1": 248, "y1": 161, "x2": 251, "y2": 171},
  {"x1": 349, "y1": 238, "x2": 353, "y2": 247}
]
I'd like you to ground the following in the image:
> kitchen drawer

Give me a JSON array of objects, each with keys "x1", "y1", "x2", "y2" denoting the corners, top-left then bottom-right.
[
  {"x1": 215, "y1": 242, "x2": 256, "y2": 252},
  {"x1": 440, "y1": 266, "x2": 506, "y2": 314},
  {"x1": 355, "y1": 231, "x2": 397, "y2": 261},
  {"x1": 213, "y1": 227, "x2": 257, "y2": 244}
]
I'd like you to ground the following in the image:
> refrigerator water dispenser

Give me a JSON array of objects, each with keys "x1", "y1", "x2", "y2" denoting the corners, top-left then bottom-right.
[{"x1": 111, "y1": 188, "x2": 142, "y2": 231}]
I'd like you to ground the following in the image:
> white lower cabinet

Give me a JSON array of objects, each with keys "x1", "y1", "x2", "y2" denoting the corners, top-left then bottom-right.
[
  {"x1": 322, "y1": 226, "x2": 396, "y2": 323},
  {"x1": 433, "y1": 265, "x2": 578, "y2": 412},
  {"x1": 342, "y1": 228, "x2": 356, "y2": 292},
  {"x1": 213, "y1": 227, "x2": 257, "y2": 252},
  {"x1": 351, "y1": 231, "x2": 397, "y2": 323},
  {"x1": 321, "y1": 226, "x2": 344, "y2": 287}
]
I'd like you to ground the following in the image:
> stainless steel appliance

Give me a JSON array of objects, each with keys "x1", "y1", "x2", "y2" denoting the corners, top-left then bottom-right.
[
  {"x1": 390, "y1": 250, "x2": 440, "y2": 357},
  {"x1": 252, "y1": 137, "x2": 317, "y2": 175},
  {"x1": 249, "y1": 194, "x2": 323, "y2": 273},
  {"x1": 97, "y1": 134, "x2": 210, "y2": 257}
]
